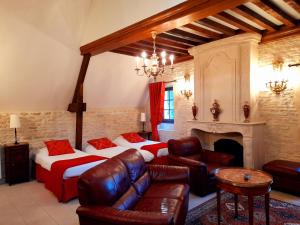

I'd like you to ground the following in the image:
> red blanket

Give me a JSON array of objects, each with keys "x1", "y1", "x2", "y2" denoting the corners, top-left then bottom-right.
[
  {"x1": 49, "y1": 155, "x2": 106, "y2": 201},
  {"x1": 141, "y1": 142, "x2": 168, "y2": 157}
]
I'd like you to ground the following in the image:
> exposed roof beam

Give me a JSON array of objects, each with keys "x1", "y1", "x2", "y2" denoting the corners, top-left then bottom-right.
[
  {"x1": 261, "y1": 25, "x2": 300, "y2": 43},
  {"x1": 136, "y1": 41, "x2": 189, "y2": 55},
  {"x1": 181, "y1": 23, "x2": 223, "y2": 39},
  {"x1": 167, "y1": 28, "x2": 210, "y2": 43},
  {"x1": 196, "y1": 18, "x2": 238, "y2": 36},
  {"x1": 282, "y1": 0, "x2": 300, "y2": 13},
  {"x1": 214, "y1": 12, "x2": 263, "y2": 33},
  {"x1": 145, "y1": 37, "x2": 191, "y2": 50},
  {"x1": 80, "y1": 0, "x2": 252, "y2": 55},
  {"x1": 252, "y1": 0, "x2": 297, "y2": 26},
  {"x1": 159, "y1": 33, "x2": 201, "y2": 46},
  {"x1": 231, "y1": 5, "x2": 280, "y2": 31}
]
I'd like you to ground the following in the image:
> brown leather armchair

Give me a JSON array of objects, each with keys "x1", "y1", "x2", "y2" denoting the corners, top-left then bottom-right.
[
  {"x1": 168, "y1": 137, "x2": 235, "y2": 196},
  {"x1": 76, "y1": 149, "x2": 190, "y2": 225}
]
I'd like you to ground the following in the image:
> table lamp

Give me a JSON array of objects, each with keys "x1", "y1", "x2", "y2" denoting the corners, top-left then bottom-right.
[
  {"x1": 140, "y1": 113, "x2": 146, "y2": 132},
  {"x1": 10, "y1": 114, "x2": 21, "y2": 144}
]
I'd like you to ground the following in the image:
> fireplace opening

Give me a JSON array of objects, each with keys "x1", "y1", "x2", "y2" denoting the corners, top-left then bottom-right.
[{"x1": 214, "y1": 139, "x2": 243, "y2": 167}]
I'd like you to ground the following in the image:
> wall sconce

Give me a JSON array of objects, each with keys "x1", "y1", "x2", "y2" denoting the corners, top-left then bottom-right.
[
  {"x1": 180, "y1": 74, "x2": 192, "y2": 100},
  {"x1": 265, "y1": 57, "x2": 288, "y2": 95}
]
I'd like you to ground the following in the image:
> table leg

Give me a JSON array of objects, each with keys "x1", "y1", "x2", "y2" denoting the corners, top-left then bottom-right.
[
  {"x1": 217, "y1": 188, "x2": 221, "y2": 225},
  {"x1": 234, "y1": 194, "x2": 238, "y2": 219},
  {"x1": 248, "y1": 195, "x2": 254, "y2": 225},
  {"x1": 265, "y1": 193, "x2": 270, "y2": 225}
]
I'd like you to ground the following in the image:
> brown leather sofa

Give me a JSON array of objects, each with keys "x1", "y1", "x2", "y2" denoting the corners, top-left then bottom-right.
[
  {"x1": 263, "y1": 160, "x2": 300, "y2": 196},
  {"x1": 168, "y1": 137, "x2": 235, "y2": 196},
  {"x1": 76, "y1": 149, "x2": 190, "y2": 225}
]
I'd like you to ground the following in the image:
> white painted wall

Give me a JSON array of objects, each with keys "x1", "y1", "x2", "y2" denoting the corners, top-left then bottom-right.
[
  {"x1": 84, "y1": 52, "x2": 149, "y2": 107},
  {"x1": 0, "y1": 0, "x2": 185, "y2": 110},
  {"x1": 82, "y1": 0, "x2": 185, "y2": 44},
  {"x1": 83, "y1": 0, "x2": 185, "y2": 108},
  {"x1": 0, "y1": 0, "x2": 91, "y2": 111}
]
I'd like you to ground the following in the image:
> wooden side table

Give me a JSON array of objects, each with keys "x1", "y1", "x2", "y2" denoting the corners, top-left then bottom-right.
[
  {"x1": 4, "y1": 142, "x2": 30, "y2": 185},
  {"x1": 137, "y1": 131, "x2": 152, "y2": 140},
  {"x1": 215, "y1": 168, "x2": 273, "y2": 225}
]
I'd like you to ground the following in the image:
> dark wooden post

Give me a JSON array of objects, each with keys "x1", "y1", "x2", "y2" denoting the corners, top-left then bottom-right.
[{"x1": 68, "y1": 54, "x2": 91, "y2": 150}]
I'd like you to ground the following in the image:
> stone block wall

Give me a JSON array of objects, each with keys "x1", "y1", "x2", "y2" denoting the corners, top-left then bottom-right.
[
  {"x1": 257, "y1": 35, "x2": 300, "y2": 163},
  {"x1": 0, "y1": 108, "x2": 141, "y2": 178},
  {"x1": 156, "y1": 35, "x2": 300, "y2": 163}
]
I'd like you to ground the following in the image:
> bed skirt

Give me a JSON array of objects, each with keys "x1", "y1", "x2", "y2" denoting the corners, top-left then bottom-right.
[{"x1": 36, "y1": 164, "x2": 78, "y2": 202}]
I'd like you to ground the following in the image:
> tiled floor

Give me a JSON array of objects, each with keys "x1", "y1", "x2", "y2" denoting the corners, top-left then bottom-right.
[{"x1": 0, "y1": 181, "x2": 299, "y2": 225}]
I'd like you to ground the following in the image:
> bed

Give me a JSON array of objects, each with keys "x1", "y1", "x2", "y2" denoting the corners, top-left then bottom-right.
[
  {"x1": 84, "y1": 144, "x2": 154, "y2": 162},
  {"x1": 113, "y1": 135, "x2": 169, "y2": 164},
  {"x1": 35, "y1": 148, "x2": 106, "y2": 202}
]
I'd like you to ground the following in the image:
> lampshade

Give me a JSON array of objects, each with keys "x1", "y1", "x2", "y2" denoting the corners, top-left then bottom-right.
[
  {"x1": 10, "y1": 114, "x2": 21, "y2": 128},
  {"x1": 140, "y1": 113, "x2": 146, "y2": 122}
]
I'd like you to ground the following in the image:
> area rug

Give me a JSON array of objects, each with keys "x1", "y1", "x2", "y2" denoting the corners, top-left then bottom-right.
[{"x1": 186, "y1": 193, "x2": 300, "y2": 225}]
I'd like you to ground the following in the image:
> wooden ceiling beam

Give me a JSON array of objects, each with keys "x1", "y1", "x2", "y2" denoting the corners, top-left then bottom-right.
[
  {"x1": 80, "y1": 0, "x2": 252, "y2": 55},
  {"x1": 181, "y1": 23, "x2": 223, "y2": 39},
  {"x1": 231, "y1": 5, "x2": 280, "y2": 32},
  {"x1": 145, "y1": 37, "x2": 191, "y2": 50},
  {"x1": 252, "y1": 0, "x2": 296, "y2": 27},
  {"x1": 214, "y1": 12, "x2": 263, "y2": 33},
  {"x1": 136, "y1": 41, "x2": 189, "y2": 55},
  {"x1": 261, "y1": 25, "x2": 300, "y2": 43},
  {"x1": 196, "y1": 18, "x2": 238, "y2": 36},
  {"x1": 158, "y1": 33, "x2": 201, "y2": 46},
  {"x1": 282, "y1": 0, "x2": 300, "y2": 13},
  {"x1": 166, "y1": 28, "x2": 210, "y2": 43}
]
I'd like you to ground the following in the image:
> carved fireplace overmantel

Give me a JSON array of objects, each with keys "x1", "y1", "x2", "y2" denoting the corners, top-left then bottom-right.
[{"x1": 186, "y1": 120, "x2": 265, "y2": 169}]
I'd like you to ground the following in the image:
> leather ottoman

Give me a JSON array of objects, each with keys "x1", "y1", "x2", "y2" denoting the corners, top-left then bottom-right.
[{"x1": 263, "y1": 160, "x2": 300, "y2": 196}]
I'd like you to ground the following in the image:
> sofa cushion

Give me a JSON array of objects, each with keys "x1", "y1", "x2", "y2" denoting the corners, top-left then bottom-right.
[
  {"x1": 143, "y1": 183, "x2": 189, "y2": 201},
  {"x1": 112, "y1": 186, "x2": 139, "y2": 210},
  {"x1": 133, "y1": 172, "x2": 151, "y2": 196},
  {"x1": 134, "y1": 197, "x2": 182, "y2": 224},
  {"x1": 78, "y1": 158, "x2": 131, "y2": 206},
  {"x1": 116, "y1": 149, "x2": 147, "y2": 182}
]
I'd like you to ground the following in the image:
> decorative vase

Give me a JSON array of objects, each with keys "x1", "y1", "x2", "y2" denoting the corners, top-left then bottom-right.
[
  {"x1": 243, "y1": 101, "x2": 250, "y2": 123},
  {"x1": 192, "y1": 103, "x2": 198, "y2": 120},
  {"x1": 210, "y1": 99, "x2": 221, "y2": 121}
]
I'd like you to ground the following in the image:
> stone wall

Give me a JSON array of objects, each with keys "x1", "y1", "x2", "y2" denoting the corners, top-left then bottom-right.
[
  {"x1": 257, "y1": 35, "x2": 300, "y2": 163},
  {"x1": 0, "y1": 107, "x2": 141, "y2": 178},
  {"x1": 0, "y1": 108, "x2": 141, "y2": 151},
  {"x1": 157, "y1": 35, "x2": 300, "y2": 163}
]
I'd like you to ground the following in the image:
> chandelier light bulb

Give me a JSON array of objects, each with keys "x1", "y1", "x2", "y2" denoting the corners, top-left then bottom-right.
[
  {"x1": 169, "y1": 54, "x2": 174, "y2": 65},
  {"x1": 161, "y1": 51, "x2": 166, "y2": 58},
  {"x1": 162, "y1": 58, "x2": 166, "y2": 65},
  {"x1": 141, "y1": 51, "x2": 147, "y2": 59},
  {"x1": 135, "y1": 56, "x2": 140, "y2": 67}
]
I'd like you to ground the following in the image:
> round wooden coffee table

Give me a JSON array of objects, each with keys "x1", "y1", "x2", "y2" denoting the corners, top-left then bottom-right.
[{"x1": 215, "y1": 168, "x2": 273, "y2": 225}]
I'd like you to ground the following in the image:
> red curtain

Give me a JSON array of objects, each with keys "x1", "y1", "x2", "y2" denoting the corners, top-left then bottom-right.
[{"x1": 149, "y1": 82, "x2": 165, "y2": 141}]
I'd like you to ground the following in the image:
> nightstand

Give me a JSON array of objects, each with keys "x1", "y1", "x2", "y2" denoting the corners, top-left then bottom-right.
[
  {"x1": 137, "y1": 131, "x2": 152, "y2": 140},
  {"x1": 4, "y1": 142, "x2": 29, "y2": 185}
]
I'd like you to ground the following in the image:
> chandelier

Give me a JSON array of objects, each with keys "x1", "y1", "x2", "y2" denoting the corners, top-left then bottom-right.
[{"x1": 135, "y1": 31, "x2": 174, "y2": 81}]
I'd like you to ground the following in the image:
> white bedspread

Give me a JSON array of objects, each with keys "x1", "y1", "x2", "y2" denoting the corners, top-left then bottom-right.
[
  {"x1": 35, "y1": 148, "x2": 105, "y2": 179},
  {"x1": 84, "y1": 144, "x2": 154, "y2": 162},
  {"x1": 113, "y1": 136, "x2": 169, "y2": 157}
]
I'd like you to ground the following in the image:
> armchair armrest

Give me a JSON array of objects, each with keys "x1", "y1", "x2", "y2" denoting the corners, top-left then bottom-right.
[
  {"x1": 148, "y1": 164, "x2": 189, "y2": 183},
  {"x1": 167, "y1": 155, "x2": 208, "y2": 173},
  {"x1": 202, "y1": 150, "x2": 235, "y2": 166},
  {"x1": 77, "y1": 205, "x2": 173, "y2": 225}
]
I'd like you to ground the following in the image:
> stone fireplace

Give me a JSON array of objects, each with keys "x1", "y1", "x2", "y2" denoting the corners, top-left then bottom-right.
[
  {"x1": 187, "y1": 33, "x2": 266, "y2": 169},
  {"x1": 187, "y1": 122, "x2": 265, "y2": 168}
]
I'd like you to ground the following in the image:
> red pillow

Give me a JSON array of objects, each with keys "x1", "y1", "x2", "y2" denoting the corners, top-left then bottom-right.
[
  {"x1": 121, "y1": 132, "x2": 145, "y2": 143},
  {"x1": 44, "y1": 139, "x2": 75, "y2": 156},
  {"x1": 87, "y1": 137, "x2": 117, "y2": 150}
]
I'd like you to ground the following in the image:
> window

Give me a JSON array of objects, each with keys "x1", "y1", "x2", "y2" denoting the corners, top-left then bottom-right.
[{"x1": 163, "y1": 86, "x2": 174, "y2": 123}]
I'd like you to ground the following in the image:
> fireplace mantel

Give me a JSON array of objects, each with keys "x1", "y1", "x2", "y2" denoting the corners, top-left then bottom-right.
[{"x1": 186, "y1": 120, "x2": 265, "y2": 169}]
